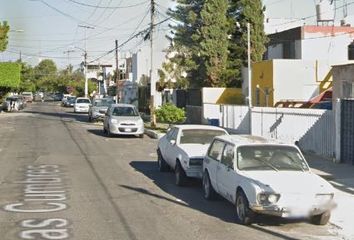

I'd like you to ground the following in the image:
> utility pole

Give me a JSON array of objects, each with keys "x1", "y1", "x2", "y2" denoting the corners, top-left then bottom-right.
[
  {"x1": 115, "y1": 39, "x2": 119, "y2": 103},
  {"x1": 150, "y1": 0, "x2": 156, "y2": 127},
  {"x1": 63, "y1": 49, "x2": 74, "y2": 67},
  {"x1": 78, "y1": 24, "x2": 95, "y2": 98}
]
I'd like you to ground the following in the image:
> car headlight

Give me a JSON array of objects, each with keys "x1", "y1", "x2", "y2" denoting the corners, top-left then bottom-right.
[
  {"x1": 110, "y1": 119, "x2": 118, "y2": 124},
  {"x1": 257, "y1": 192, "x2": 280, "y2": 205},
  {"x1": 315, "y1": 193, "x2": 334, "y2": 204}
]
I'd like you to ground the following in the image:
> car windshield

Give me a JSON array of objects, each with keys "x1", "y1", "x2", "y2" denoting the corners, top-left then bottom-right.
[
  {"x1": 77, "y1": 99, "x2": 90, "y2": 104},
  {"x1": 94, "y1": 99, "x2": 113, "y2": 107},
  {"x1": 237, "y1": 145, "x2": 309, "y2": 172},
  {"x1": 112, "y1": 106, "x2": 139, "y2": 116},
  {"x1": 179, "y1": 129, "x2": 226, "y2": 144}
]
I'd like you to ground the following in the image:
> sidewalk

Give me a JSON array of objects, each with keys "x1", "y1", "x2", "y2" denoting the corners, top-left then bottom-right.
[{"x1": 305, "y1": 154, "x2": 354, "y2": 240}]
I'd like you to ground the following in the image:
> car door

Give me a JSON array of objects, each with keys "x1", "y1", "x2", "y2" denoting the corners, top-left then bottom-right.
[
  {"x1": 164, "y1": 128, "x2": 180, "y2": 168},
  {"x1": 104, "y1": 107, "x2": 112, "y2": 129},
  {"x1": 205, "y1": 139, "x2": 225, "y2": 193},
  {"x1": 159, "y1": 128, "x2": 175, "y2": 160},
  {"x1": 217, "y1": 144, "x2": 238, "y2": 203}
]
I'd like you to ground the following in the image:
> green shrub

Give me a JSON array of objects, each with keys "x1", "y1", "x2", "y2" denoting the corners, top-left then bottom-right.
[
  {"x1": 155, "y1": 103, "x2": 186, "y2": 124},
  {"x1": 0, "y1": 62, "x2": 21, "y2": 88}
]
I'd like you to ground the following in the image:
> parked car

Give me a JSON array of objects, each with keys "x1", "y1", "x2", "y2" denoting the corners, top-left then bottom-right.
[
  {"x1": 2, "y1": 96, "x2": 25, "y2": 111},
  {"x1": 103, "y1": 104, "x2": 144, "y2": 138},
  {"x1": 74, "y1": 97, "x2": 91, "y2": 113},
  {"x1": 61, "y1": 94, "x2": 72, "y2": 106},
  {"x1": 157, "y1": 125, "x2": 229, "y2": 186},
  {"x1": 202, "y1": 134, "x2": 336, "y2": 225},
  {"x1": 88, "y1": 98, "x2": 114, "y2": 122},
  {"x1": 63, "y1": 96, "x2": 76, "y2": 107},
  {"x1": 21, "y1": 92, "x2": 33, "y2": 103}
]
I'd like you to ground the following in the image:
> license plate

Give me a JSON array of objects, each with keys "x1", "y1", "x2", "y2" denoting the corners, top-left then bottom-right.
[{"x1": 124, "y1": 128, "x2": 132, "y2": 132}]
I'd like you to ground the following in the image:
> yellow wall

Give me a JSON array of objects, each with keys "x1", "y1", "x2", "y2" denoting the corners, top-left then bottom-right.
[
  {"x1": 252, "y1": 60, "x2": 274, "y2": 107},
  {"x1": 215, "y1": 88, "x2": 244, "y2": 105}
]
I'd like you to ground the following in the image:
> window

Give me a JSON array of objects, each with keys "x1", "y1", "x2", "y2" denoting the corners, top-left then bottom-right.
[
  {"x1": 170, "y1": 128, "x2": 179, "y2": 141},
  {"x1": 166, "y1": 128, "x2": 176, "y2": 141},
  {"x1": 112, "y1": 106, "x2": 139, "y2": 116},
  {"x1": 208, "y1": 140, "x2": 225, "y2": 162},
  {"x1": 77, "y1": 99, "x2": 90, "y2": 104},
  {"x1": 179, "y1": 129, "x2": 226, "y2": 144},
  {"x1": 221, "y1": 144, "x2": 234, "y2": 169}
]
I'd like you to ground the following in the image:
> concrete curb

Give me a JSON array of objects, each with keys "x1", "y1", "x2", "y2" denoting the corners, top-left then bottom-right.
[{"x1": 144, "y1": 129, "x2": 165, "y2": 139}]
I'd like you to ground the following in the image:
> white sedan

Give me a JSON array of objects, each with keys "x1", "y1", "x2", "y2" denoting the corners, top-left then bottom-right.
[
  {"x1": 157, "y1": 125, "x2": 228, "y2": 186},
  {"x1": 203, "y1": 135, "x2": 336, "y2": 225},
  {"x1": 74, "y1": 97, "x2": 91, "y2": 113}
]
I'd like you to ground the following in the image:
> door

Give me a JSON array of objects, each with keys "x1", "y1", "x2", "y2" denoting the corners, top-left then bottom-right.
[
  {"x1": 217, "y1": 144, "x2": 237, "y2": 203},
  {"x1": 205, "y1": 140, "x2": 225, "y2": 193},
  {"x1": 164, "y1": 128, "x2": 179, "y2": 167}
]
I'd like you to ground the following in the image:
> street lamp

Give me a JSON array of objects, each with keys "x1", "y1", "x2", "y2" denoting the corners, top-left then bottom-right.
[
  {"x1": 78, "y1": 25, "x2": 94, "y2": 98},
  {"x1": 256, "y1": 84, "x2": 274, "y2": 107}
]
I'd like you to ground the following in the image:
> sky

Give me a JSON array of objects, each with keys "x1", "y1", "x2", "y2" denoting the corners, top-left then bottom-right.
[{"x1": 1, "y1": 0, "x2": 354, "y2": 69}]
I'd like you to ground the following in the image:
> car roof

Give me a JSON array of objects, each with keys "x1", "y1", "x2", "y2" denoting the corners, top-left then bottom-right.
[
  {"x1": 76, "y1": 97, "x2": 90, "y2": 100},
  {"x1": 214, "y1": 134, "x2": 289, "y2": 146},
  {"x1": 172, "y1": 124, "x2": 228, "y2": 132},
  {"x1": 110, "y1": 103, "x2": 136, "y2": 108}
]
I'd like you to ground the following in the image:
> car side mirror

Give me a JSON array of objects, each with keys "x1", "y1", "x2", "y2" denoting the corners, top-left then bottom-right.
[{"x1": 170, "y1": 140, "x2": 176, "y2": 145}]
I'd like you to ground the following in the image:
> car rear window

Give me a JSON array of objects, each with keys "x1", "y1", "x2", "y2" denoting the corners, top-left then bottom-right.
[
  {"x1": 77, "y1": 99, "x2": 90, "y2": 104},
  {"x1": 180, "y1": 129, "x2": 226, "y2": 144}
]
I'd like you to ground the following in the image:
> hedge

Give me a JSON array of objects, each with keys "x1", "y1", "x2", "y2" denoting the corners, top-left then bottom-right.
[{"x1": 0, "y1": 62, "x2": 21, "y2": 88}]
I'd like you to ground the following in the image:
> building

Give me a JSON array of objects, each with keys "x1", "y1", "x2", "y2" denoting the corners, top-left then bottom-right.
[{"x1": 251, "y1": 25, "x2": 354, "y2": 107}]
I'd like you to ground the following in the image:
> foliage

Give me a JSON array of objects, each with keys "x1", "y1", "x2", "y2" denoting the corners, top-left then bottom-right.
[
  {"x1": 0, "y1": 62, "x2": 21, "y2": 88},
  {"x1": 155, "y1": 103, "x2": 186, "y2": 124},
  {"x1": 0, "y1": 21, "x2": 9, "y2": 52},
  {"x1": 166, "y1": 0, "x2": 268, "y2": 88}
]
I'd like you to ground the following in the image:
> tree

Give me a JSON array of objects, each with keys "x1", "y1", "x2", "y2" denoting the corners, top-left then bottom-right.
[
  {"x1": 199, "y1": 0, "x2": 229, "y2": 87},
  {"x1": 34, "y1": 59, "x2": 58, "y2": 91},
  {"x1": 0, "y1": 21, "x2": 9, "y2": 52},
  {"x1": 17, "y1": 60, "x2": 36, "y2": 92},
  {"x1": 228, "y1": 0, "x2": 268, "y2": 82}
]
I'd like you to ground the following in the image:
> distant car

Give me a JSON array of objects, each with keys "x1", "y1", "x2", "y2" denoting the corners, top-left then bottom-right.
[
  {"x1": 53, "y1": 93, "x2": 63, "y2": 101},
  {"x1": 202, "y1": 135, "x2": 336, "y2": 225},
  {"x1": 21, "y1": 92, "x2": 33, "y2": 103},
  {"x1": 157, "y1": 125, "x2": 229, "y2": 186},
  {"x1": 88, "y1": 98, "x2": 114, "y2": 122},
  {"x1": 74, "y1": 97, "x2": 91, "y2": 113},
  {"x1": 63, "y1": 96, "x2": 76, "y2": 107},
  {"x1": 103, "y1": 104, "x2": 144, "y2": 138},
  {"x1": 2, "y1": 96, "x2": 25, "y2": 111}
]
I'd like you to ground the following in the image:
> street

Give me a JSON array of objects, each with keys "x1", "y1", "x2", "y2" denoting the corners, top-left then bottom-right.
[{"x1": 0, "y1": 102, "x2": 344, "y2": 240}]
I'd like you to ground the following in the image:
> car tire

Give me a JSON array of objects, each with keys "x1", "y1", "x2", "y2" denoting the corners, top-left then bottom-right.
[
  {"x1": 88, "y1": 116, "x2": 92, "y2": 122},
  {"x1": 310, "y1": 211, "x2": 331, "y2": 225},
  {"x1": 139, "y1": 134, "x2": 144, "y2": 138},
  {"x1": 203, "y1": 171, "x2": 216, "y2": 200},
  {"x1": 235, "y1": 190, "x2": 255, "y2": 225},
  {"x1": 175, "y1": 161, "x2": 187, "y2": 186},
  {"x1": 157, "y1": 149, "x2": 168, "y2": 172}
]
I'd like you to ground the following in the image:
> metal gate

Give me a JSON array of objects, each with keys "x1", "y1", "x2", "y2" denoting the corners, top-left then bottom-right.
[{"x1": 340, "y1": 99, "x2": 354, "y2": 165}]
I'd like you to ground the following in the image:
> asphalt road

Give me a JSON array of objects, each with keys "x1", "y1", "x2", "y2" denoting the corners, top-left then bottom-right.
[{"x1": 0, "y1": 102, "x2": 344, "y2": 240}]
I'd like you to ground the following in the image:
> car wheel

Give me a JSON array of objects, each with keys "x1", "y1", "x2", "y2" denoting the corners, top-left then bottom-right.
[
  {"x1": 175, "y1": 161, "x2": 187, "y2": 186},
  {"x1": 139, "y1": 134, "x2": 144, "y2": 138},
  {"x1": 310, "y1": 211, "x2": 331, "y2": 225},
  {"x1": 88, "y1": 115, "x2": 92, "y2": 122},
  {"x1": 157, "y1": 149, "x2": 168, "y2": 172},
  {"x1": 235, "y1": 190, "x2": 254, "y2": 225},
  {"x1": 203, "y1": 171, "x2": 216, "y2": 200}
]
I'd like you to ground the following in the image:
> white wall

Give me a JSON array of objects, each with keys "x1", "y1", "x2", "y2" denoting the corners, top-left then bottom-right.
[
  {"x1": 301, "y1": 34, "x2": 353, "y2": 64},
  {"x1": 273, "y1": 60, "x2": 320, "y2": 102}
]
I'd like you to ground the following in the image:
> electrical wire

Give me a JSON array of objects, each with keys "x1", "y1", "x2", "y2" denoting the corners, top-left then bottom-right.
[{"x1": 66, "y1": 0, "x2": 149, "y2": 9}]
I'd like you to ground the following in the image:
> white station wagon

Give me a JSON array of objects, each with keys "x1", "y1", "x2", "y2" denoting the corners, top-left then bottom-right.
[
  {"x1": 157, "y1": 125, "x2": 228, "y2": 186},
  {"x1": 203, "y1": 135, "x2": 335, "y2": 225}
]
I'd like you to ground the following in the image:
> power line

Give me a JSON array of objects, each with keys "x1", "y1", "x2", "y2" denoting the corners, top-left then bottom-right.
[{"x1": 66, "y1": 0, "x2": 149, "y2": 9}]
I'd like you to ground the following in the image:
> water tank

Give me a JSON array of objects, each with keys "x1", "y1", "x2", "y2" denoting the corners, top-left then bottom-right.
[{"x1": 316, "y1": 0, "x2": 335, "y2": 23}]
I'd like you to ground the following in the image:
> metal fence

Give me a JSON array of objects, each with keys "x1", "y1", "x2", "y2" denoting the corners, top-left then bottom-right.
[{"x1": 219, "y1": 105, "x2": 334, "y2": 157}]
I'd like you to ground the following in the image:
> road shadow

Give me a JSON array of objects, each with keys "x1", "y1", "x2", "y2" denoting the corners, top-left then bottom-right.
[
  {"x1": 87, "y1": 129, "x2": 144, "y2": 139},
  {"x1": 128, "y1": 160, "x2": 308, "y2": 239},
  {"x1": 24, "y1": 108, "x2": 90, "y2": 124}
]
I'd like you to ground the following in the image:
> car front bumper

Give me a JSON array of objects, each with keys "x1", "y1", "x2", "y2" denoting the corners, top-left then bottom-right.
[
  {"x1": 109, "y1": 124, "x2": 144, "y2": 135},
  {"x1": 75, "y1": 107, "x2": 89, "y2": 113},
  {"x1": 250, "y1": 201, "x2": 336, "y2": 218}
]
